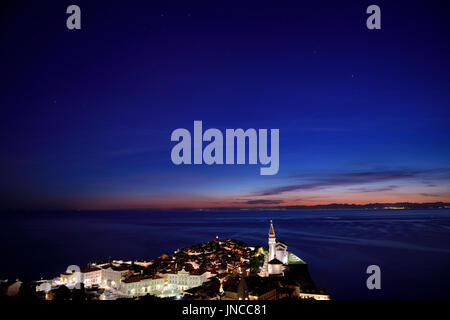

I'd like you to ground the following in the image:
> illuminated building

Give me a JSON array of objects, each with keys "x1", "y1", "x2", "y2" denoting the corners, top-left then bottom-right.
[{"x1": 120, "y1": 275, "x2": 164, "y2": 297}]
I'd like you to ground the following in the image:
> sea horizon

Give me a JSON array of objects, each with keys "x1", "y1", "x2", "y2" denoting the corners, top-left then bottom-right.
[{"x1": 2, "y1": 208, "x2": 449, "y2": 299}]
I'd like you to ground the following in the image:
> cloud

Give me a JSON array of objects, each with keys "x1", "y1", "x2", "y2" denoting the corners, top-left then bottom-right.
[
  {"x1": 422, "y1": 181, "x2": 437, "y2": 187},
  {"x1": 347, "y1": 185, "x2": 398, "y2": 193},
  {"x1": 419, "y1": 193, "x2": 440, "y2": 197},
  {"x1": 254, "y1": 168, "x2": 450, "y2": 196},
  {"x1": 244, "y1": 199, "x2": 284, "y2": 205}
]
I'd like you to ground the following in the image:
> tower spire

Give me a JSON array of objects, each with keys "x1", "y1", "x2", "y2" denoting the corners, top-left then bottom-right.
[{"x1": 269, "y1": 220, "x2": 275, "y2": 238}]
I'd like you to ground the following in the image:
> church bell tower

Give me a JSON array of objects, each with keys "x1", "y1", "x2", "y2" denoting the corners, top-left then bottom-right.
[{"x1": 268, "y1": 220, "x2": 276, "y2": 261}]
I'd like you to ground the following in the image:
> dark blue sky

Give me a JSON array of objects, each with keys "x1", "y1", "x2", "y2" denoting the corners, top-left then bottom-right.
[{"x1": 1, "y1": 0, "x2": 449, "y2": 210}]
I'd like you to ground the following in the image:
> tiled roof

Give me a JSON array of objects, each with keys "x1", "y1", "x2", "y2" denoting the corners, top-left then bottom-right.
[
  {"x1": 268, "y1": 258, "x2": 283, "y2": 265},
  {"x1": 122, "y1": 275, "x2": 162, "y2": 283},
  {"x1": 80, "y1": 266, "x2": 101, "y2": 273}
]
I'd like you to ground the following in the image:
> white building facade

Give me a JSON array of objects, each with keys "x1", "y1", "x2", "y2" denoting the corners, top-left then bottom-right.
[
  {"x1": 163, "y1": 268, "x2": 208, "y2": 292},
  {"x1": 120, "y1": 275, "x2": 164, "y2": 297},
  {"x1": 80, "y1": 266, "x2": 102, "y2": 287},
  {"x1": 101, "y1": 266, "x2": 129, "y2": 289}
]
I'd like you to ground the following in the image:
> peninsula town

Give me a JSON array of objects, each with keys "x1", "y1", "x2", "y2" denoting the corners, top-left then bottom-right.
[{"x1": 0, "y1": 221, "x2": 330, "y2": 301}]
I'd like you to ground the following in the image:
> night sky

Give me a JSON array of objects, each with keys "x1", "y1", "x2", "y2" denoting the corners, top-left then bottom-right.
[{"x1": 1, "y1": 0, "x2": 449, "y2": 210}]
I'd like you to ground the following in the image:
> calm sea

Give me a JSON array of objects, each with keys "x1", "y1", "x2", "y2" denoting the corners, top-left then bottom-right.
[{"x1": 1, "y1": 209, "x2": 449, "y2": 299}]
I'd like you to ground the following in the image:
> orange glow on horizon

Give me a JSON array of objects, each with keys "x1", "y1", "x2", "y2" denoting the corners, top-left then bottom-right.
[{"x1": 69, "y1": 190, "x2": 450, "y2": 211}]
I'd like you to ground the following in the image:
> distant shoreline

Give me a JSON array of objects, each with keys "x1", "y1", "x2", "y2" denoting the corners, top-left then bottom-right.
[{"x1": 3, "y1": 202, "x2": 450, "y2": 214}]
